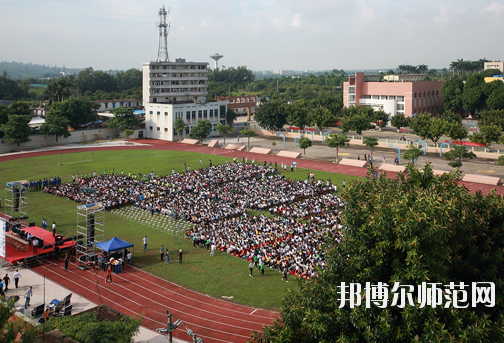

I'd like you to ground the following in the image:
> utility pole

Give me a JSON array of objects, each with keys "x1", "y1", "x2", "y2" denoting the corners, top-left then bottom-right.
[{"x1": 168, "y1": 312, "x2": 173, "y2": 343}]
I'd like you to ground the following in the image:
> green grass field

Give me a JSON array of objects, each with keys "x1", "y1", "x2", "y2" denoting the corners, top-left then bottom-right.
[{"x1": 1, "y1": 150, "x2": 363, "y2": 309}]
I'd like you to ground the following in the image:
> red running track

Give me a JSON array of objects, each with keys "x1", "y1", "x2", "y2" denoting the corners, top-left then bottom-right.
[{"x1": 32, "y1": 259, "x2": 278, "y2": 343}]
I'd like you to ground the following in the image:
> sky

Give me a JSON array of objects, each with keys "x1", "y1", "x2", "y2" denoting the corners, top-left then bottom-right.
[{"x1": 1, "y1": 0, "x2": 504, "y2": 72}]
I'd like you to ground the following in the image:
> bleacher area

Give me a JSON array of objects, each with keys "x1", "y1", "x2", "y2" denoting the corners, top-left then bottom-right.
[{"x1": 110, "y1": 207, "x2": 193, "y2": 234}]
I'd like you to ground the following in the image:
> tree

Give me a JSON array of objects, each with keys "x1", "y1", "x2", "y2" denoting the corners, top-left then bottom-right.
[
  {"x1": 373, "y1": 110, "x2": 389, "y2": 131},
  {"x1": 470, "y1": 125, "x2": 502, "y2": 149},
  {"x1": 363, "y1": 136, "x2": 379, "y2": 155},
  {"x1": 390, "y1": 113, "x2": 411, "y2": 131},
  {"x1": 307, "y1": 105, "x2": 336, "y2": 132},
  {"x1": 124, "y1": 128, "x2": 134, "y2": 143},
  {"x1": 174, "y1": 117, "x2": 187, "y2": 141},
  {"x1": 341, "y1": 113, "x2": 375, "y2": 136},
  {"x1": 310, "y1": 90, "x2": 343, "y2": 116},
  {"x1": 485, "y1": 81, "x2": 504, "y2": 110},
  {"x1": 326, "y1": 133, "x2": 350, "y2": 163},
  {"x1": 447, "y1": 122, "x2": 469, "y2": 141},
  {"x1": 255, "y1": 99, "x2": 288, "y2": 131},
  {"x1": 107, "y1": 106, "x2": 138, "y2": 135},
  {"x1": 43, "y1": 311, "x2": 141, "y2": 343},
  {"x1": 410, "y1": 113, "x2": 449, "y2": 145},
  {"x1": 40, "y1": 112, "x2": 71, "y2": 143},
  {"x1": 0, "y1": 103, "x2": 10, "y2": 135},
  {"x1": 298, "y1": 137, "x2": 312, "y2": 157},
  {"x1": 189, "y1": 119, "x2": 212, "y2": 143},
  {"x1": 225, "y1": 108, "x2": 237, "y2": 125},
  {"x1": 478, "y1": 109, "x2": 504, "y2": 130},
  {"x1": 1, "y1": 298, "x2": 37, "y2": 342},
  {"x1": 47, "y1": 77, "x2": 72, "y2": 103},
  {"x1": 441, "y1": 78, "x2": 464, "y2": 112},
  {"x1": 240, "y1": 128, "x2": 256, "y2": 151},
  {"x1": 49, "y1": 98, "x2": 99, "y2": 129},
  {"x1": 462, "y1": 74, "x2": 486, "y2": 114},
  {"x1": 1, "y1": 114, "x2": 31, "y2": 147},
  {"x1": 7, "y1": 101, "x2": 30, "y2": 116},
  {"x1": 286, "y1": 100, "x2": 309, "y2": 130},
  {"x1": 252, "y1": 164, "x2": 504, "y2": 343},
  {"x1": 443, "y1": 145, "x2": 477, "y2": 168},
  {"x1": 402, "y1": 143, "x2": 423, "y2": 165},
  {"x1": 215, "y1": 123, "x2": 232, "y2": 146}
]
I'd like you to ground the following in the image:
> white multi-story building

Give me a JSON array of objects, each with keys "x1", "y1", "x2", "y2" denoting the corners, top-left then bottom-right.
[{"x1": 142, "y1": 59, "x2": 227, "y2": 141}]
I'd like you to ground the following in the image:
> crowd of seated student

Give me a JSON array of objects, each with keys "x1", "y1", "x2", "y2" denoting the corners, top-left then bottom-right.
[{"x1": 45, "y1": 162, "x2": 344, "y2": 278}]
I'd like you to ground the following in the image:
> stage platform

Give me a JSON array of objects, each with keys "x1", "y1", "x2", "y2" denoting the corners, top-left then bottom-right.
[{"x1": 3, "y1": 226, "x2": 76, "y2": 264}]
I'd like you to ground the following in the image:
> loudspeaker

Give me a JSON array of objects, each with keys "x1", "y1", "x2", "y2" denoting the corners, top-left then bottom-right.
[{"x1": 78, "y1": 265, "x2": 89, "y2": 271}]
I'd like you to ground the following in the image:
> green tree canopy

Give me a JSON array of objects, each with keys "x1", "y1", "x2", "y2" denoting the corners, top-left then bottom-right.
[
  {"x1": 298, "y1": 136, "x2": 312, "y2": 157},
  {"x1": 402, "y1": 143, "x2": 423, "y2": 165},
  {"x1": 441, "y1": 78, "x2": 464, "y2": 112},
  {"x1": 462, "y1": 74, "x2": 486, "y2": 114},
  {"x1": 1, "y1": 114, "x2": 31, "y2": 146},
  {"x1": 43, "y1": 312, "x2": 141, "y2": 343},
  {"x1": 341, "y1": 113, "x2": 375, "y2": 136},
  {"x1": 286, "y1": 100, "x2": 310, "y2": 130},
  {"x1": 107, "y1": 106, "x2": 138, "y2": 134},
  {"x1": 373, "y1": 110, "x2": 389, "y2": 130},
  {"x1": 470, "y1": 124, "x2": 502, "y2": 148},
  {"x1": 252, "y1": 164, "x2": 504, "y2": 342},
  {"x1": 49, "y1": 98, "x2": 99, "y2": 129},
  {"x1": 255, "y1": 99, "x2": 288, "y2": 131},
  {"x1": 410, "y1": 113, "x2": 449, "y2": 144},
  {"x1": 363, "y1": 136, "x2": 379, "y2": 154},
  {"x1": 1, "y1": 298, "x2": 36, "y2": 342},
  {"x1": 189, "y1": 119, "x2": 213, "y2": 143},
  {"x1": 326, "y1": 133, "x2": 350, "y2": 163},
  {"x1": 485, "y1": 81, "x2": 504, "y2": 110},
  {"x1": 240, "y1": 128, "x2": 256, "y2": 151},
  {"x1": 390, "y1": 113, "x2": 411, "y2": 131},
  {"x1": 443, "y1": 145, "x2": 477, "y2": 168},
  {"x1": 174, "y1": 117, "x2": 187, "y2": 141},
  {"x1": 215, "y1": 123, "x2": 232, "y2": 145},
  {"x1": 307, "y1": 105, "x2": 336, "y2": 132},
  {"x1": 40, "y1": 112, "x2": 71, "y2": 143}
]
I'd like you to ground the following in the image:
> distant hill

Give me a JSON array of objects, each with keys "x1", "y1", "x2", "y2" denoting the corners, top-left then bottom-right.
[{"x1": 0, "y1": 61, "x2": 85, "y2": 79}]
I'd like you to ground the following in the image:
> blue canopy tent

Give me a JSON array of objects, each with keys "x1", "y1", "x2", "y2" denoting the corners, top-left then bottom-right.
[{"x1": 95, "y1": 236, "x2": 134, "y2": 252}]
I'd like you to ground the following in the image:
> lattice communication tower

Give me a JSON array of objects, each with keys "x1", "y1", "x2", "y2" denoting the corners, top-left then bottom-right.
[{"x1": 156, "y1": 6, "x2": 170, "y2": 62}]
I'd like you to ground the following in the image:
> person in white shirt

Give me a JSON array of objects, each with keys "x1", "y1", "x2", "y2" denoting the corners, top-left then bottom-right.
[
  {"x1": 127, "y1": 251, "x2": 132, "y2": 266},
  {"x1": 143, "y1": 235, "x2": 148, "y2": 252},
  {"x1": 13, "y1": 270, "x2": 21, "y2": 288}
]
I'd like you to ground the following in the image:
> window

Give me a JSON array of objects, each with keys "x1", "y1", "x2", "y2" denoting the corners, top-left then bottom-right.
[
  {"x1": 149, "y1": 126, "x2": 153, "y2": 130},
  {"x1": 157, "y1": 111, "x2": 160, "y2": 115},
  {"x1": 164, "y1": 128, "x2": 168, "y2": 131},
  {"x1": 165, "y1": 112, "x2": 168, "y2": 115},
  {"x1": 186, "y1": 127, "x2": 190, "y2": 134},
  {"x1": 104, "y1": 103, "x2": 108, "y2": 109},
  {"x1": 157, "y1": 127, "x2": 160, "y2": 130},
  {"x1": 203, "y1": 110, "x2": 207, "y2": 118},
  {"x1": 215, "y1": 109, "x2": 219, "y2": 117},
  {"x1": 186, "y1": 111, "x2": 190, "y2": 120},
  {"x1": 149, "y1": 111, "x2": 153, "y2": 114},
  {"x1": 198, "y1": 110, "x2": 202, "y2": 118},
  {"x1": 192, "y1": 111, "x2": 196, "y2": 119},
  {"x1": 210, "y1": 109, "x2": 214, "y2": 117}
]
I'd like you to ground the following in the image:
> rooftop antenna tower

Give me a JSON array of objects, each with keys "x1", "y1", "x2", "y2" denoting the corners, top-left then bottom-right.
[
  {"x1": 210, "y1": 53, "x2": 224, "y2": 69},
  {"x1": 156, "y1": 6, "x2": 170, "y2": 62}
]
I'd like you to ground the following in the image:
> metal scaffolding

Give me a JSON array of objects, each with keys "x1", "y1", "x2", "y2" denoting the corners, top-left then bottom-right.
[
  {"x1": 76, "y1": 203, "x2": 105, "y2": 263},
  {"x1": 4, "y1": 180, "x2": 29, "y2": 227}
]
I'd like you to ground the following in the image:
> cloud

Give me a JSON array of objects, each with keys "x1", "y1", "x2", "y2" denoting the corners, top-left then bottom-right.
[{"x1": 290, "y1": 13, "x2": 302, "y2": 27}]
